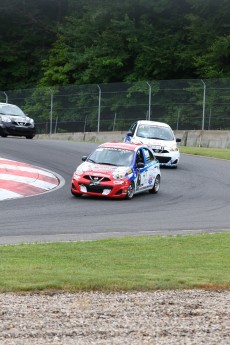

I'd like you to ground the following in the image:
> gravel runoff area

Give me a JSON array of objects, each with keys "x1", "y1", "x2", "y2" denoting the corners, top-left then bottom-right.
[{"x1": 0, "y1": 290, "x2": 229, "y2": 345}]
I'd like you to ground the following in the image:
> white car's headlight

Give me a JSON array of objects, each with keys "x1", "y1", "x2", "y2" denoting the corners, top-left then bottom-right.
[
  {"x1": 25, "y1": 117, "x2": 34, "y2": 125},
  {"x1": 0, "y1": 116, "x2": 11, "y2": 123},
  {"x1": 169, "y1": 144, "x2": 179, "y2": 152},
  {"x1": 29, "y1": 118, "x2": 34, "y2": 125}
]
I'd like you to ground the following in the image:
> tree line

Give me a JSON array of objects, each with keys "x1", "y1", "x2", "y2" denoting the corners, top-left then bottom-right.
[{"x1": 0, "y1": 0, "x2": 229, "y2": 92}]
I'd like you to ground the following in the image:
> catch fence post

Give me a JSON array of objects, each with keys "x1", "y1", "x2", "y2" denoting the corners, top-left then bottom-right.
[
  {"x1": 201, "y1": 79, "x2": 206, "y2": 130},
  {"x1": 4, "y1": 92, "x2": 8, "y2": 103},
  {"x1": 50, "y1": 90, "x2": 53, "y2": 135},
  {"x1": 97, "y1": 85, "x2": 101, "y2": 132},
  {"x1": 146, "y1": 82, "x2": 151, "y2": 120}
]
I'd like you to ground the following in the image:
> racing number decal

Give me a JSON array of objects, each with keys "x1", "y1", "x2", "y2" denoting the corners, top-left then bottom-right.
[
  {"x1": 136, "y1": 148, "x2": 156, "y2": 190},
  {"x1": 136, "y1": 168, "x2": 149, "y2": 190},
  {"x1": 140, "y1": 170, "x2": 148, "y2": 187},
  {"x1": 137, "y1": 170, "x2": 141, "y2": 189}
]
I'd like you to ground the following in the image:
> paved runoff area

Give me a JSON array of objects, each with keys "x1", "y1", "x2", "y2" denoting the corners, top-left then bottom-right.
[{"x1": 0, "y1": 158, "x2": 60, "y2": 201}]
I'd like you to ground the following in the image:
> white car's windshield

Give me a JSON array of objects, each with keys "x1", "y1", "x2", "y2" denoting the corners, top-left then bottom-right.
[
  {"x1": 136, "y1": 125, "x2": 174, "y2": 141},
  {"x1": 0, "y1": 105, "x2": 25, "y2": 117},
  {"x1": 88, "y1": 148, "x2": 134, "y2": 166}
]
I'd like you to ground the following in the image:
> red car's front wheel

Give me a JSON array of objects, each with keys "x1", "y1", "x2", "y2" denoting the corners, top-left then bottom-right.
[{"x1": 126, "y1": 181, "x2": 135, "y2": 200}]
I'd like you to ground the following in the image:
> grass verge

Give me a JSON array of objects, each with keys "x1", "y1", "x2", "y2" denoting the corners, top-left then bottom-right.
[
  {"x1": 180, "y1": 146, "x2": 230, "y2": 160},
  {"x1": 0, "y1": 233, "x2": 229, "y2": 292}
]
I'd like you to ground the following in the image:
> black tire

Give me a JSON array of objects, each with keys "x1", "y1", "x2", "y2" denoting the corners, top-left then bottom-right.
[
  {"x1": 1, "y1": 134, "x2": 8, "y2": 138},
  {"x1": 26, "y1": 135, "x2": 34, "y2": 139},
  {"x1": 126, "y1": 181, "x2": 135, "y2": 200},
  {"x1": 149, "y1": 174, "x2": 160, "y2": 194},
  {"x1": 71, "y1": 190, "x2": 82, "y2": 197}
]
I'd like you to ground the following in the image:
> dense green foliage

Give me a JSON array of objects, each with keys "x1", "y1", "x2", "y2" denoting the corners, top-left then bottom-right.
[
  {"x1": 0, "y1": 0, "x2": 68, "y2": 89},
  {"x1": 0, "y1": 0, "x2": 229, "y2": 90}
]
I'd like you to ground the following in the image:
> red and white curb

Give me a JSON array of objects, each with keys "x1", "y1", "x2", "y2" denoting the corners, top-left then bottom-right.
[{"x1": 0, "y1": 158, "x2": 62, "y2": 201}]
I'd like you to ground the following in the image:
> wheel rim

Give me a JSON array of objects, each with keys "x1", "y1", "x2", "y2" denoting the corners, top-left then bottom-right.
[
  {"x1": 127, "y1": 182, "x2": 134, "y2": 199},
  {"x1": 154, "y1": 175, "x2": 160, "y2": 192}
]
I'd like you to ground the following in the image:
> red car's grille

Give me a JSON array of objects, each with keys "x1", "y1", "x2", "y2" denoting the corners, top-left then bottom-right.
[
  {"x1": 83, "y1": 175, "x2": 111, "y2": 182},
  {"x1": 83, "y1": 184, "x2": 112, "y2": 194}
]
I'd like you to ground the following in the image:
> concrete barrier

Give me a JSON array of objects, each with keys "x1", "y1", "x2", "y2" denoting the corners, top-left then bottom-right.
[
  {"x1": 174, "y1": 130, "x2": 230, "y2": 148},
  {"x1": 37, "y1": 130, "x2": 230, "y2": 149}
]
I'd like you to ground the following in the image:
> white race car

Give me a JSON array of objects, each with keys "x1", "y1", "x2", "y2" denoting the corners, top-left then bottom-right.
[{"x1": 124, "y1": 120, "x2": 181, "y2": 168}]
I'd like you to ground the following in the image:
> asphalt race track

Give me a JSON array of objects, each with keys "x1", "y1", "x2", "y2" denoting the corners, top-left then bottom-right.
[{"x1": 0, "y1": 137, "x2": 230, "y2": 245}]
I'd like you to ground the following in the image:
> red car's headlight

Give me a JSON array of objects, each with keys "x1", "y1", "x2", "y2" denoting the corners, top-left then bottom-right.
[
  {"x1": 112, "y1": 170, "x2": 128, "y2": 180},
  {"x1": 73, "y1": 170, "x2": 82, "y2": 180}
]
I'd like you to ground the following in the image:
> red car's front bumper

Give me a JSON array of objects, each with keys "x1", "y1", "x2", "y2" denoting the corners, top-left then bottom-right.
[{"x1": 71, "y1": 178, "x2": 131, "y2": 199}]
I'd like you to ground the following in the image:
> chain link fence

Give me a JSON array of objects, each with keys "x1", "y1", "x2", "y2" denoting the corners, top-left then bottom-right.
[{"x1": 1, "y1": 79, "x2": 229, "y2": 134}]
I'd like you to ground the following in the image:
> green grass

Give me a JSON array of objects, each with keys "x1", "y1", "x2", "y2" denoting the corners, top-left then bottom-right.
[
  {"x1": 180, "y1": 146, "x2": 230, "y2": 160},
  {"x1": 0, "y1": 233, "x2": 229, "y2": 292}
]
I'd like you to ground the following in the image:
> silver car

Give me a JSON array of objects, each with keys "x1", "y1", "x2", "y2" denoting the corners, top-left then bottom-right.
[{"x1": 0, "y1": 102, "x2": 36, "y2": 139}]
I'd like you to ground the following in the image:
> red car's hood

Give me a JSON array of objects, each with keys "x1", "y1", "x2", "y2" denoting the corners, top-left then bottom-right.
[{"x1": 80, "y1": 162, "x2": 129, "y2": 177}]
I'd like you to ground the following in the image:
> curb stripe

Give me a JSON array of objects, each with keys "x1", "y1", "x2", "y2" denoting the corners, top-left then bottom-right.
[
  {"x1": 0, "y1": 188, "x2": 22, "y2": 200},
  {"x1": 0, "y1": 157, "x2": 61, "y2": 200},
  {"x1": 0, "y1": 161, "x2": 56, "y2": 178},
  {"x1": 0, "y1": 168, "x2": 59, "y2": 184},
  {"x1": 0, "y1": 174, "x2": 58, "y2": 190},
  {"x1": 0, "y1": 181, "x2": 51, "y2": 196}
]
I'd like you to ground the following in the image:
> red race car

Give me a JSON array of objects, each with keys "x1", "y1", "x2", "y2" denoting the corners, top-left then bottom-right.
[{"x1": 71, "y1": 142, "x2": 161, "y2": 200}]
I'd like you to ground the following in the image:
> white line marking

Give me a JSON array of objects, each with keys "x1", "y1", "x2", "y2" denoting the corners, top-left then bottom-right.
[
  {"x1": 0, "y1": 163, "x2": 57, "y2": 177},
  {"x1": 0, "y1": 188, "x2": 22, "y2": 200},
  {"x1": 0, "y1": 174, "x2": 58, "y2": 190}
]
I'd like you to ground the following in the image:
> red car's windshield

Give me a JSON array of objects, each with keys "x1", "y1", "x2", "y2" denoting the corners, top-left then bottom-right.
[{"x1": 88, "y1": 147, "x2": 134, "y2": 166}]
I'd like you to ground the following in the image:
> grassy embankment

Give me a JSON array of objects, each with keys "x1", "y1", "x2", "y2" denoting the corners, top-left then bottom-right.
[
  {"x1": 0, "y1": 146, "x2": 229, "y2": 292},
  {"x1": 179, "y1": 146, "x2": 230, "y2": 160}
]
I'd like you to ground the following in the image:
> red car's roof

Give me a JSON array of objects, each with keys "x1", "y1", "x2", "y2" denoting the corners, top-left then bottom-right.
[{"x1": 99, "y1": 142, "x2": 141, "y2": 151}]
